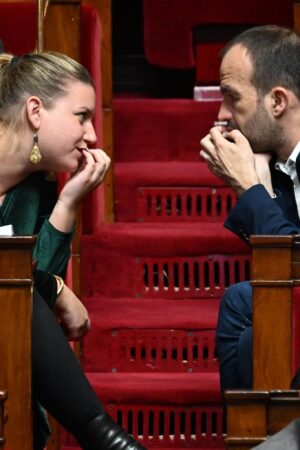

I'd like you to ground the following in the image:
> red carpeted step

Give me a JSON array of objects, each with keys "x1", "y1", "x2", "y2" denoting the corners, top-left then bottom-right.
[
  {"x1": 114, "y1": 162, "x2": 235, "y2": 222},
  {"x1": 86, "y1": 372, "x2": 221, "y2": 403},
  {"x1": 81, "y1": 223, "x2": 250, "y2": 299},
  {"x1": 84, "y1": 297, "x2": 219, "y2": 329},
  {"x1": 62, "y1": 372, "x2": 224, "y2": 449},
  {"x1": 113, "y1": 98, "x2": 220, "y2": 163},
  {"x1": 81, "y1": 297, "x2": 220, "y2": 373}
]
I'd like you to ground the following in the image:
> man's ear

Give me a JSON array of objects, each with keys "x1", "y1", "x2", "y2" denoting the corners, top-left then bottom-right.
[
  {"x1": 25, "y1": 96, "x2": 42, "y2": 129},
  {"x1": 270, "y1": 87, "x2": 288, "y2": 118}
]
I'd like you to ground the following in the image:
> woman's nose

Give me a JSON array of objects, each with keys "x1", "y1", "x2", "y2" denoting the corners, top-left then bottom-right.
[{"x1": 84, "y1": 121, "x2": 97, "y2": 146}]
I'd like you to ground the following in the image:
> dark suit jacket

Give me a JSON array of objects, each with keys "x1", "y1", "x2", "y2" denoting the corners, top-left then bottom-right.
[{"x1": 225, "y1": 156, "x2": 300, "y2": 242}]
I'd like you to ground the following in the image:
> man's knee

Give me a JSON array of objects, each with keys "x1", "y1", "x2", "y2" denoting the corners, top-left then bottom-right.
[{"x1": 220, "y1": 281, "x2": 253, "y2": 315}]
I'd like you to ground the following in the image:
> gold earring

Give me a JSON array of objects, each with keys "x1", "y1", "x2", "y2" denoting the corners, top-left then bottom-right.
[{"x1": 30, "y1": 133, "x2": 42, "y2": 164}]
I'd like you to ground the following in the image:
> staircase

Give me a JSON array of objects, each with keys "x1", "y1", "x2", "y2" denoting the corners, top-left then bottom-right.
[{"x1": 61, "y1": 96, "x2": 250, "y2": 450}]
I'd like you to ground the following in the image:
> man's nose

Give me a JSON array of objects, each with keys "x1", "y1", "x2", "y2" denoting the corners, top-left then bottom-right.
[{"x1": 218, "y1": 102, "x2": 232, "y2": 122}]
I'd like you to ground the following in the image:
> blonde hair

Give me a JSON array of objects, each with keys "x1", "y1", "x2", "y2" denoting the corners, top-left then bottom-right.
[{"x1": 0, "y1": 51, "x2": 93, "y2": 132}]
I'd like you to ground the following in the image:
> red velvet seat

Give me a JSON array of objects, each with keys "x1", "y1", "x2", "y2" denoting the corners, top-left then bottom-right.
[{"x1": 143, "y1": 0, "x2": 294, "y2": 84}]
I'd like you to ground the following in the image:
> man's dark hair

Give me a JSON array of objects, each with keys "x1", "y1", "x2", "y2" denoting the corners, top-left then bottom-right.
[{"x1": 221, "y1": 25, "x2": 300, "y2": 99}]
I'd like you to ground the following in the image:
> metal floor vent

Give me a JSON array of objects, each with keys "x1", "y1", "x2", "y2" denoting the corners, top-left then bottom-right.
[
  {"x1": 106, "y1": 404, "x2": 225, "y2": 447},
  {"x1": 96, "y1": 330, "x2": 218, "y2": 372},
  {"x1": 135, "y1": 255, "x2": 251, "y2": 298},
  {"x1": 137, "y1": 187, "x2": 236, "y2": 222}
]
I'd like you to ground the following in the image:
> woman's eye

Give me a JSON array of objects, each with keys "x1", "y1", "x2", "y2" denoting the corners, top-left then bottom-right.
[{"x1": 77, "y1": 112, "x2": 87, "y2": 123}]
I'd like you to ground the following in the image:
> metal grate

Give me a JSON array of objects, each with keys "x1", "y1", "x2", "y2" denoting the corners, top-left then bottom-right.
[
  {"x1": 137, "y1": 187, "x2": 236, "y2": 222},
  {"x1": 107, "y1": 404, "x2": 225, "y2": 447},
  {"x1": 94, "y1": 330, "x2": 218, "y2": 373},
  {"x1": 135, "y1": 255, "x2": 251, "y2": 298}
]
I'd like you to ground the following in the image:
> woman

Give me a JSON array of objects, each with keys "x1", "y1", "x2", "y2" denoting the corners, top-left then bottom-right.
[{"x1": 0, "y1": 52, "x2": 146, "y2": 450}]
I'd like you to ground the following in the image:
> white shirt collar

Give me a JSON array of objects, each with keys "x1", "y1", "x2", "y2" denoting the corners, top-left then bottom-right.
[{"x1": 275, "y1": 141, "x2": 300, "y2": 175}]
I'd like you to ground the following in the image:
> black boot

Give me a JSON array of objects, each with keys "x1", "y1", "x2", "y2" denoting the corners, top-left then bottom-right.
[{"x1": 78, "y1": 412, "x2": 147, "y2": 450}]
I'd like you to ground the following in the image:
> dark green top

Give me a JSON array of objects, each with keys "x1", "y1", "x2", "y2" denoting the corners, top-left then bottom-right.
[{"x1": 0, "y1": 172, "x2": 74, "y2": 307}]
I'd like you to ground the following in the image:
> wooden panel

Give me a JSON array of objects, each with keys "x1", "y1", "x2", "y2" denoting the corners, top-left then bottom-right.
[
  {"x1": 0, "y1": 237, "x2": 35, "y2": 279},
  {"x1": 0, "y1": 236, "x2": 35, "y2": 450},
  {"x1": 225, "y1": 438, "x2": 266, "y2": 450},
  {"x1": 226, "y1": 391, "x2": 268, "y2": 438},
  {"x1": 253, "y1": 286, "x2": 292, "y2": 389},
  {"x1": 227, "y1": 403, "x2": 266, "y2": 436},
  {"x1": 294, "y1": 2, "x2": 300, "y2": 32},
  {"x1": 0, "y1": 391, "x2": 6, "y2": 450},
  {"x1": 44, "y1": 3, "x2": 80, "y2": 60},
  {"x1": 225, "y1": 391, "x2": 268, "y2": 449},
  {"x1": 225, "y1": 390, "x2": 300, "y2": 450},
  {"x1": 250, "y1": 235, "x2": 297, "y2": 389},
  {"x1": 0, "y1": 287, "x2": 32, "y2": 449},
  {"x1": 226, "y1": 235, "x2": 300, "y2": 446},
  {"x1": 250, "y1": 235, "x2": 293, "y2": 281},
  {"x1": 268, "y1": 397, "x2": 300, "y2": 434}
]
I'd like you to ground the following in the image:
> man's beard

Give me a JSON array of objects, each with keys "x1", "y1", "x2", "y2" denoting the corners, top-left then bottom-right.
[{"x1": 228, "y1": 102, "x2": 284, "y2": 153}]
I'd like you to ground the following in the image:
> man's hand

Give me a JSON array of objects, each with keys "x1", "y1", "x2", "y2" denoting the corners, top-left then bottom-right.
[
  {"x1": 200, "y1": 127, "x2": 260, "y2": 197},
  {"x1": 54, "y1": 284, "x2": 91, "y2": 341},
  {"x1": 253, "y1": 153, "x2": 274, "y2": 197}
]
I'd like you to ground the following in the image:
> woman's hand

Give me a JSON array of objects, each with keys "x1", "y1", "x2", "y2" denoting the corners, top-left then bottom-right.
[
  {"x1": 54, "y1": 283, "x2": 91, "y2": 341},
  {"x1": 59, "y1": 149, "x2": 111, "y2": 207},
  {"x1": 49, "y1": 149, "x2": 110, "y2": 232}
]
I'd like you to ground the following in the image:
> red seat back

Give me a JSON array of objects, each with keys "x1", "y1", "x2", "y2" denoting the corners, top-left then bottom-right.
[{"x1": 143, "y1": 0, "x2": 294, "y2": 83}]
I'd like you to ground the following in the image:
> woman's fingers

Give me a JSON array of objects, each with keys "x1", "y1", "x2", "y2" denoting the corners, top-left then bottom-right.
[{"x1": 82, "y1": 149, "x2": 111, "y2": 183}]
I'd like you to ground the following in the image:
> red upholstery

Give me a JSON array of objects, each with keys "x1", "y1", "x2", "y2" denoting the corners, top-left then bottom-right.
[
  {"x1": 0, "y1": 3, "x2": 36, "y2": 54},
  {"x1": 143, "y1": 0, "x2": 294, "y2": 83},
  {"x1": 195, "y1": 42, "x2": 224, "y2": 84}
]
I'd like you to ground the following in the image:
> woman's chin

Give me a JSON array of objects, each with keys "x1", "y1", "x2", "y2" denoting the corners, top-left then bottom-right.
[{"x1": 61, "y1": 160, "x2": 80, "y2": 174}]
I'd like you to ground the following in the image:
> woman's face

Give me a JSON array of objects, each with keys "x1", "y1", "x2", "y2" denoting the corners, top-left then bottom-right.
[{"x1": 38, "y1": 80, "x2": 97, "y2": 173}]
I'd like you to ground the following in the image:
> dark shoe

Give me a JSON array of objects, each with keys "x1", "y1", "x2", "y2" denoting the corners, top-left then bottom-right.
[{"x1": 78, "y1": 412, "x2": 147, "y2": 450}]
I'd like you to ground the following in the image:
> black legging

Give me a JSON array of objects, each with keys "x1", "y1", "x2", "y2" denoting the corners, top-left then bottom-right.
[{"x1": 32, "y1": 290, "x2": 104, "y2": 447}]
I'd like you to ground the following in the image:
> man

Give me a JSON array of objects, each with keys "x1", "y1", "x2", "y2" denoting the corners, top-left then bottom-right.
[{"x1": 200, "y1": 25, "x2": 300, "y2": 390}]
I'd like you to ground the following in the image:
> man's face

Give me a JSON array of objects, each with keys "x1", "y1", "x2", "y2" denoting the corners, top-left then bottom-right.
[{"x1": 218, "y1": 44, "x2": 284, "y2": 153}]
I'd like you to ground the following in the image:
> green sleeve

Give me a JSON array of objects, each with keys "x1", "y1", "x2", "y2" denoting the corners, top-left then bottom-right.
[{"x1": 33, "y1": 219, "x2": 74, "y2": 277}]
